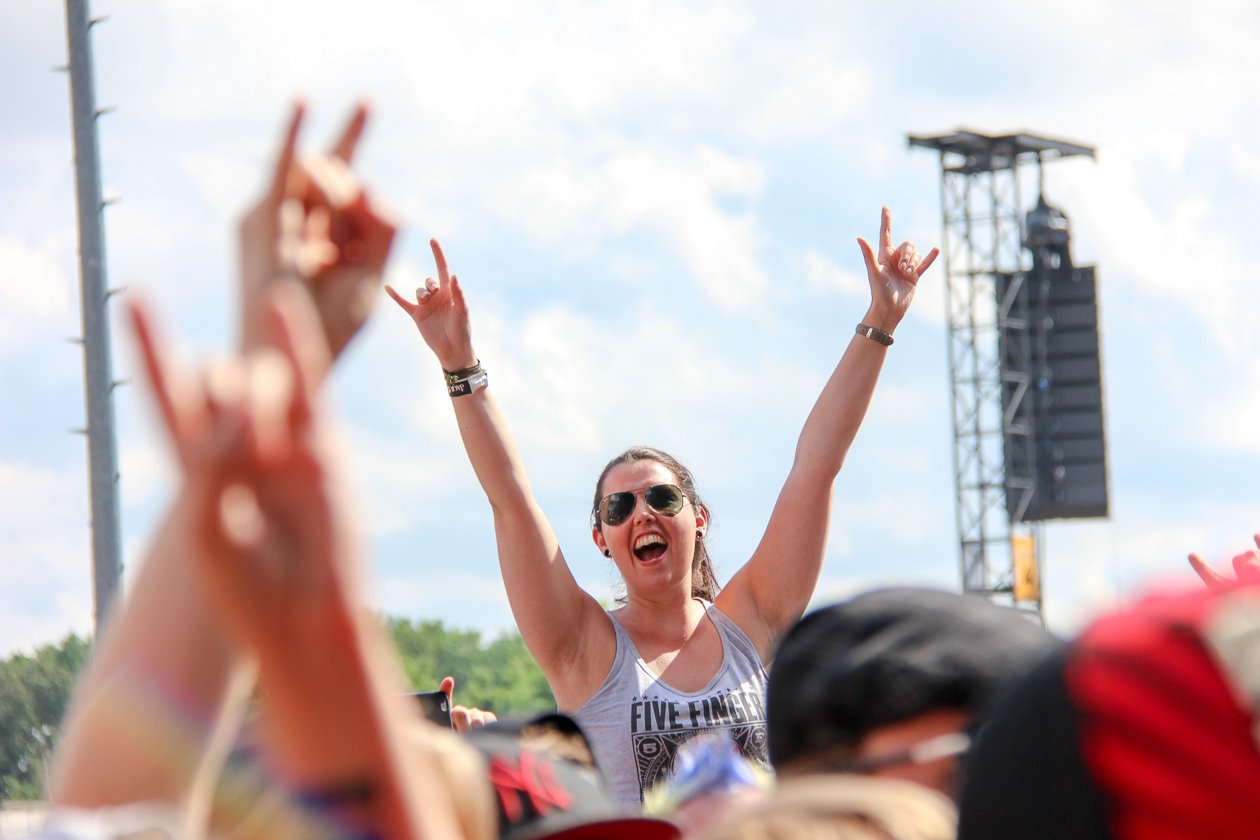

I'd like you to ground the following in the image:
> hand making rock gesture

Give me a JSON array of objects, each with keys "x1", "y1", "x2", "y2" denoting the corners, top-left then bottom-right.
[
  {"x1": 384, "y1": 238, "x2": 477, "y2": 372},
  {"x1": 238, "y1": 102, "x2": 397, "y2": 369},
  {"x1": 856, "y1": 205, "x2": 940, "y2": 333}
]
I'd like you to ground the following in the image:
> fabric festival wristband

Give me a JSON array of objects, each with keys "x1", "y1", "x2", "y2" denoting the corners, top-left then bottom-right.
[
  {"x1": 443, "y1": 360, "x2": 483, "y2": 385},
  {"x1": 448, "y1": 370, "x2": 489, "y2": 398},
  {"x1": 855, "y1": 322, "x2": 894, "y2": 346}
]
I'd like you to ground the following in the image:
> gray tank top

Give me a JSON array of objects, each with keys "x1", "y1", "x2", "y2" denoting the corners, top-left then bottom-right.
[{"x1": 569, "y1": 601, "x2": 770, "y2": 807}]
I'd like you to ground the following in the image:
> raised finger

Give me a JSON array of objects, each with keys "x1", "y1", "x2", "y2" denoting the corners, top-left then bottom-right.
[
  {"x1": 430, "y1": 238, "x2": 451, "y2": 289},
  {"x1": 126, "y1": 296, "x2": 183, "y2": 449},
  {"x1": 329, "y1": 101, "x2": 370, "y2": 164},
  {"x1": 1189, "y1": 553, "x2": 1230, "y2": 592},
  {"x1": 856, "y1": 236, "x2": 879, "y2": 277},
  {"x1": 878, "y1": 206, "x2": 892, "y2": 257},
  {"x1": 384, "y1": 283, "x2": 417, "y2": 315},
  {"x1": 267, "y1": 102, "x2": 306, "y2": 203}
]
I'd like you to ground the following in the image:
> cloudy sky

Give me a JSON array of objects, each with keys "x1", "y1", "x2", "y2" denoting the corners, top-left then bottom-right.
[{"x1": 3, "y1": 0, "x2": 1259, "y2": 657}]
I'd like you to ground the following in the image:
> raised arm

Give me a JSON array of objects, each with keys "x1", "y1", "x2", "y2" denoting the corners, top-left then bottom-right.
[
  {"x1": 173, "y1": 288, "x2": 464, "y2": 840},
  {"x1": 716, "y1": 207, "x2": 939, "y2": 658},
  {"x1": 52, "y1": 100, "x2": 403, "y2": 825},
  {"x1": 385, "y1": 243, "x2": 611, "y2": 706}
]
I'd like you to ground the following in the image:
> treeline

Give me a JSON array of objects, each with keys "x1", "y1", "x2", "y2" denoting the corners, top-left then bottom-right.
[
  {"x1": 0, "y1": 634, "x2": 91, "y2": 801},
  {"x1": 0, "y1": 618, "x2": 553, "y2": 801}
]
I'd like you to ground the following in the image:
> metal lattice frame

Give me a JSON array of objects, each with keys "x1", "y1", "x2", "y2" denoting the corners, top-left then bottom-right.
[
  {"x1": 909, "y1": 130, "x2": 1095, "y2": 618},
  {"x1": 940, "y1": 166, "x2": 1026, "y2": 598}
]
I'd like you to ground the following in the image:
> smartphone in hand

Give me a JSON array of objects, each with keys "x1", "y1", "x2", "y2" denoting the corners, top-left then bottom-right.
[{"x1": 412, "y1": 690, "x2": 453, "y2": 729}]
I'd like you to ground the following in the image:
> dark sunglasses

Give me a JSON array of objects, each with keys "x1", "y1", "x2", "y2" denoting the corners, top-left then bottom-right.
[{"x1": 596, "y1": 483, "x2": 687, "y2": 527}]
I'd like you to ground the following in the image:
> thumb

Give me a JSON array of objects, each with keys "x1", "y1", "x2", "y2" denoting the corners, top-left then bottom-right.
[
  {"x1": 1188, "y1": 553, "x2": 1229, "y2": 591},
  {"x1": 856, "y1": 236, "x2": 879, "y2": 277},
  {"x1": 384, "y1": 284, "x2": 414, "y2": 314},
  {"x1": 440, "y1": 675, "x2": 455, "y2": 699}
]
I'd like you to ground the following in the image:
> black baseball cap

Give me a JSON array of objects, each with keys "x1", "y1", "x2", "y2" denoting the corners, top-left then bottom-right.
[{"x1": 767, "y1": 587, "x2": 1060, "y2": 772}]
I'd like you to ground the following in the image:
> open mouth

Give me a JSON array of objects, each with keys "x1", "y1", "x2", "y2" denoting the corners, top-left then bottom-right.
[{"x1": 633, "y1": 533, "x2": 667, "y2": 562}]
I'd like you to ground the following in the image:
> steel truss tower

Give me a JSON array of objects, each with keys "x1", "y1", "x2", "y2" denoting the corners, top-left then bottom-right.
[{"x1": 907, "y1": 130, "x2": 1095, "y2": 617}]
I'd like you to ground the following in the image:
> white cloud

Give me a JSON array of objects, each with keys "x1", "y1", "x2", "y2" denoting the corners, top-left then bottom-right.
[
  {"x1": 178, "y1": 152, "x2": 257, "y2": 224},
  {"x1": 145, "y1": 0, "x2": 753, "y2": 148},
  {"x1": 345, "y1": 428, "x2": 479, "y2": 541},
  {"x1": 803, "y1": 248, "x2": 865, "y2": 299},
  {"x1": 0, "y1": 236, "x2": 75, "y2": 349},
  {"x1": 1230, "y1": 142, "x2": 1260, "y2": 185},
  {"x1": 494, "y1": 145, "x2": 769, "y2": 308},
  {"x1": 1058, "y1": 155, "x2": 1251, "y2": 354},
  {"x1": 744, "y1": 54, "x2": 870, "y2": 144},
  {"x1": 0, "y1": 461, "x2": 93, "y2": 654},
  {"x1": 1205, "y1": 357, "x2": 1260, "y2": 454}
]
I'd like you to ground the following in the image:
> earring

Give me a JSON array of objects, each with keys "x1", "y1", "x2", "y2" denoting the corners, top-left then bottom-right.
[
  {"x1": 603, "y1": 549, "x2": 612, "y2": 558},
  {"x1": 696, "y1": 530, "x2": 705, "y2": 541}
]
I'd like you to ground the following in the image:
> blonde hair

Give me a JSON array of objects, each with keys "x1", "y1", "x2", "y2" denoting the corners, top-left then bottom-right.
[
  {"x1": 696, "y1": 776, "x2": 957, "y2": 840},
  {"x1": 402, "y1": 723, "x2": 497, "y2": 840}
]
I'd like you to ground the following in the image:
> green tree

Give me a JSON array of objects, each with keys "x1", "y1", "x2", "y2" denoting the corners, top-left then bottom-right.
[
  {"x1": 0, "y1": 619, "x2": 552, "y2": 801},
  {"x1": 0, "y1": 634, "x2": 92, "y2": 800},
  {"x1": 384, "y1": 618, "x2": 553, "y2": 715}
]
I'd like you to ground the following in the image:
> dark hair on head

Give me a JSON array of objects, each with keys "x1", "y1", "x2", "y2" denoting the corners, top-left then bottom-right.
[{"x1": 592, "y1": 446, "x2": 720, "y2": 603}]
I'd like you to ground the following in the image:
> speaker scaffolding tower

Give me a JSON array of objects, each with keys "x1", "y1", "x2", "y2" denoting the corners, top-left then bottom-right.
[{"x1": 907, "y1": 130, "x2": 1095, "y2": 618}]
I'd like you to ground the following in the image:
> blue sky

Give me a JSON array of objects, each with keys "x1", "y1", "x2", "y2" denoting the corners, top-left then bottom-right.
[{"x1": 3, "y1": 0, "x2": 1259, "y2": 656}]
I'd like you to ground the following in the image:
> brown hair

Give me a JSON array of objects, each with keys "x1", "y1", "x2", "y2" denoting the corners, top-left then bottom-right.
[{"x1": 592, "y1": 446, "x2": 720, "y2": 602}]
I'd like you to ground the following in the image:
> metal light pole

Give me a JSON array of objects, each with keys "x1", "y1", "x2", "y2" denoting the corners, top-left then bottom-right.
[{"x1": 64, "y1": 0, "x2": 123, "y2": 636}]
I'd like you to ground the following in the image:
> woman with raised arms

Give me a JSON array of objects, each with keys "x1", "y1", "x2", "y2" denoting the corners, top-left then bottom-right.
[{"x1": 386, "y1": 208, "x2": 938, "y2": 807}]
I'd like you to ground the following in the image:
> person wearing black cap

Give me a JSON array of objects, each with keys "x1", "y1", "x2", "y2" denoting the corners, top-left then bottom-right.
[{"x1": 766, "y1": 586, "x2": 1060, "y2": 799}]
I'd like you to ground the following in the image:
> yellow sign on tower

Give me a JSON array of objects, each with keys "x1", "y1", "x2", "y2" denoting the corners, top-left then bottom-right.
[{"x1": 1012, "y1": 533, "x2": 1040, "y2": 602}]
